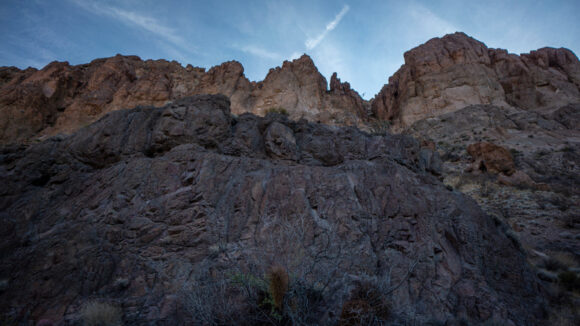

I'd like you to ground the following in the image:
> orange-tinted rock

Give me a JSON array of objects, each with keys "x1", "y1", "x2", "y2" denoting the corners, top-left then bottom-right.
[
  {"x1": 497, "y1": 170, "x2": 550, "y2": 191},
  {"x1": 371, "y1": 32, "x2": 580, "y2": 129},
  {"x1": 0, "y1": 54, "x2": 367, "y2": 144},
  {"x1": 328, "y1": 72, "x2": 369, "y2": 123},
  {"x1": 467, "y1": 142, "x2": 515, "y2": 175}
]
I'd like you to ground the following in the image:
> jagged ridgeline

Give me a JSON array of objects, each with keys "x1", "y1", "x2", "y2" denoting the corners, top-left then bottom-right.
[{"x1": 1, "y1": 32, "x2": 579, "y2": 325}]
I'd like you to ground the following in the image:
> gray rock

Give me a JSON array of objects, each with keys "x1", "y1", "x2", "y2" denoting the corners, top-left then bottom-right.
[
  {"x1": 0, "y1": 95, "x2": 546, "y2": 325},
  {"x1": 264, "y1": 121, "x2": 299, "y2": 161}
]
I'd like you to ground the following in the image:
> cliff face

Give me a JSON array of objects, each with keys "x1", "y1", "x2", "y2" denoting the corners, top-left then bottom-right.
[
  {"x1": 408, "y1": 103, "x2": 579, "y2": 255},
  {"x1": 0, "y1": 54, "x2": 368, "y2": 145},
  {"x1": 1, "y1": 32, "x2": 580, "y2": 325},
  {"x1": 0, "y1": 95, "x2": 545, "y2": 325},
  {"x1": 371, "y1": 32, "x2": 580, "y2": 128},
  {"x1": 3, "y1": 32, "x2": 578, "y2": 144}
]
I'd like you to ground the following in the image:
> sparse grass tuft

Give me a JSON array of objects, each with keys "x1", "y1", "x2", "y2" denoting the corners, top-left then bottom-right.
[
  {"x1": 266, "y1": 107, "x2": 289, "y2": 116},
  {"x1": 370, "y1": 120, "x2": 392, "y2": 135},
  {"x1": 509, "y1": 148, "x2": 522, "y2": 157}
]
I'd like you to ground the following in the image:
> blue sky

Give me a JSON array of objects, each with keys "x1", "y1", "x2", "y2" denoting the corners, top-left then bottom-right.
[{"x1": 1, "y1": 0, "x2": 579, "y2": 99}]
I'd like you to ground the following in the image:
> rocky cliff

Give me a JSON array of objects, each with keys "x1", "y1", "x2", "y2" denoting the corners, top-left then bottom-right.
[
  {"x1": 3, "y1": 32, "x2": 579, "y2": 144},
  {"x1": 0, "y1": 54, "x2": 368, "y2": 145},
  {"x1": 407, "y1": 103, "x2": 580, "y2": 304},
  {"x1": 0, "y1": 95, "x2": 546, "y2": 325},
  {"x1": 371, "y1": 32, "x2": 580, "y2": 128},
  {"x1": 1, "y1": 32, "x2": 580, "y2": 325}
]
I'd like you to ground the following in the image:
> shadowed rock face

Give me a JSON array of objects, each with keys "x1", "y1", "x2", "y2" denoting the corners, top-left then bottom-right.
[
  {"x1": 0, "y1": 95, "x2": 546, "y2": 325},
  {"x1": 0, "y1": 55, "x2": 368, "y2": 145},
  {"x1": 407, "y1": 104, "x2": 580, "y2": 285},
  {"x1": 371, "y1": 32, "x2": 580, "y2": 128},
  {"x1": 3, "y1": 32, "x2": 579, "y2": 324}
]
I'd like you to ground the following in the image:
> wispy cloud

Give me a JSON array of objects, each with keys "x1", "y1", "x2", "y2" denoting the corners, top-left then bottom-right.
[
  {"x1": 407, "y1": 4, "x2": 457, "y2": 40},
  {"x1": 240, "y1": 45, "x2": 281, "y2": 60},
  {"x1": 70, "y1": 0, "x2": 195, "y2": 55},
  {"x1": 289, "y1": 52, "x2": 302, "y2": 60},
  {"x1": 305, "y1": 5, "x2": 350, "y2": 50}
]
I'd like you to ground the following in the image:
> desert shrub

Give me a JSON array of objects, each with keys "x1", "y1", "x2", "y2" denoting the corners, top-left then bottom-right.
[
  {"x1": 370, "y1": 120, "x2": 391, "y2": 135},
  {"x1": 268, "y1": 265, "x2": 289, "y2": 310},
  {"x1": 182, "y1": 261, "x2": 331, "y2": 325},
  {"x1": 509, "y1": 148, "x2": 522, "y2": 157},
  {"x1": 181, "y1": 216, "x2": 347, "y2": 325},
  {"x1": 338, "y1": 279, "x2": 391, "y2": 326},
  {"x1": 181, "y1": 264, "x2": 251, "y2": 325},
  {"x1": 80, "y1": 301, "x2": 122, "y2": 326},
  {"x1": 266, "y1": 107, "x2": 289, "y2": 116},
  {"x1": 182, "y1": 211, "x2": 424, "y2": 325}
]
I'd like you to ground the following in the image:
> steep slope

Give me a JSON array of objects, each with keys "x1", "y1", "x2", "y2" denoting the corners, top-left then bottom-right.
[
  {"x1": 0, "y1": 95, "x2": 545, "y2": 325},
  {"x1": 0, "y1": 55, "x2": 367, "y2": 145},
  {"x1": 407, "y1": 103, "x2": 580, "y2": 321},
  {"x1": 371, "y1": 32, "x2": 580, "y2": 128},
  {"x1": 375, "y1": 32, "x2": 580, "y2": 322}
]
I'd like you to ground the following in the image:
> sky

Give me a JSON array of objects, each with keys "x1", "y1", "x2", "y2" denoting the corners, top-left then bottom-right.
[{"x1": 1, "y1": 0, "x2": 579, "y2": 99}]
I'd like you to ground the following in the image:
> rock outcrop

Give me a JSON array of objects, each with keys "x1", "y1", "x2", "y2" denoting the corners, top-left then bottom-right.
[
  {"x1": 0, "y1": 95, "x2": 545, "y2": 325},
  {"x1": 466, "y1": 142, "x2": 515, "y2": 175},
  {"x1": 408, "y1": 104, "x2": 580, "y2": 298},
  {"x1": 371, "y1": 32, "x2": 580, "y2": 128},
  {"x1": 3, "y1": 32, "x2": 578, "y2": 143},
  {"x1": 0, "y1": 55, "x2": 367, "y2": 145}
]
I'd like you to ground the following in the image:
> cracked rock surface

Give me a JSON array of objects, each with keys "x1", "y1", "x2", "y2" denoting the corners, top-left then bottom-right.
[{"x1": 0, "y1": 95, "x2": 546, "y2": 325}]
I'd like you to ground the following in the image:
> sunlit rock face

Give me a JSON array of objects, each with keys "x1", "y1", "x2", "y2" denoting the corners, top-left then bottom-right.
[
  {"x1": 0, "y1": 54, "x2": 368, "y2": 145},
  {"x1": 2, "y1": 32, "x2": 578, "y2": 144},
  {"x1": 371, "y1": 32, "x2": 580, "y2": 129}
]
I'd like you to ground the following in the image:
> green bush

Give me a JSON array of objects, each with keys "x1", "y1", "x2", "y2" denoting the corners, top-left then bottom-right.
[
  {"x1": 266, "y1": 107, "x2": 289, "y2": 116},
  {"x1": 370, "y1": 120, "x2": 392, "y2": 135}
]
